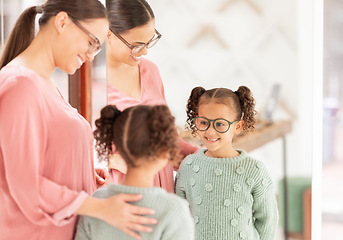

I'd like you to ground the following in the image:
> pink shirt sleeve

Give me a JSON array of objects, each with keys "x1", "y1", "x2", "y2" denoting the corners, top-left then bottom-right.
[{"x1": 0, "y1": 76, "x2": 88, "y2": 226}]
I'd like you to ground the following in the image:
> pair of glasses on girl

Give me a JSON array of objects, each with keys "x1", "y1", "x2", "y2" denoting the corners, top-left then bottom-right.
[{"x1": 193, "y1": 117, "x2": 240, "y2": 133}]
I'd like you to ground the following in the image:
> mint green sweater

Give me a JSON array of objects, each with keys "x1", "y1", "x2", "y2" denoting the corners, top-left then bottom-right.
[
  {"x1": 74, "y1": 184, "x2": 194, "y2": 240},
  {"x1": 175, "y1": 149, "x2": 278, "y2": 240}
]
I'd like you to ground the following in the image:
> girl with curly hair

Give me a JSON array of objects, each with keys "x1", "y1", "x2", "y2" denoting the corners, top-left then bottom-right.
[
  {"x1": 175, "y1": 86, "x2": 278, "y2": 240},
  {"x1": 75, "y1": 104, "x2": 194, "y2": 240}
]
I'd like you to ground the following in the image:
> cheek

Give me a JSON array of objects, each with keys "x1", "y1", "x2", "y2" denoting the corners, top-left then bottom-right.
[
  {"x1": 112, "y1": 39, "x2": 130, "y2": 53},
  {"x1": 197, "y1": 131, "x2": 206, "y2": 140},
  {"x1": 223, "y1": 131, "x2": 235, "y2": 141},
  {"x1": 111, "y1": 45, "x2": 131, "y2": 60}
]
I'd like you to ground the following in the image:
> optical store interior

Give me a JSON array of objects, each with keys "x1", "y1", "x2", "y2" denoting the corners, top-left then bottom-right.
[{"x1": 1, "y1": 0, "x2": 343, "y2": 239}]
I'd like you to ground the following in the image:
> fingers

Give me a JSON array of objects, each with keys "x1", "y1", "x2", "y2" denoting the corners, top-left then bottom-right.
[
  {"x1": 122, "y1": 227, "x2": 143, "y2": 240},
  {"x1": 117, "y1": 194, "x2": 156, "y2": 216},
  {"x1": 95, "y1": 168, "x2": 110, "y2": 188},
  {"x1": 128, "y1": 223, "x2": 154, "y2": 234},
  {"x1": 95, "y1": 172, "x2": 105, "y2": 182},
  {"x1": 129, "y1": 204, "x2": 157, "y2": 217},
  {"x1": 95, "y1": 168, "x2": 108, "y2": 179},
  {"x1": 103, "y1": 194, "x2": 158, "y2": 237},
  {"x1": 116, "y1": 194, "x2": 158, "y2": 224},
  {"x1": 95, "y1": 173, "x2": 105, "y2": 188},
  {"x1": 96, "y1": 178, "x2": 106, "y2": 188},
  {"x1": 130, "y1": 214, "x2": 158, "y2": 226}
]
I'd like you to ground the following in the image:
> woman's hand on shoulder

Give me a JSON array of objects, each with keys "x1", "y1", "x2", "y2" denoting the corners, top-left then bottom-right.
[
  {"x1": 100, "y1": 194, "x2": 158, "y2": 239},
  {"x1": 77, "y1": 194, "x2": 157, "y2": 240}
]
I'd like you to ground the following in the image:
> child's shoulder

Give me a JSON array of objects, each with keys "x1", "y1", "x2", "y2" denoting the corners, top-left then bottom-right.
[
  {"x1": 241, "y1": 152, "x2": 269, "y2": 171},
  {"x1": 178, "y1": 150, "x2": 203, "y2": 170},
  {"x1": 159, "y1": 191, "x2": 191, "y2": 213},
  {"x1": 241, "y1": 153, "x2": 273, "y2": 184},
  {"x1": 183, "y1": 149, "x2": 204, "y2": 161},
  {"x1": 166, "y1": 191, "x2": 190, "y2": 204},
  {"x1": 92, "y1": 184, "x2": 120, "y2": 198}
]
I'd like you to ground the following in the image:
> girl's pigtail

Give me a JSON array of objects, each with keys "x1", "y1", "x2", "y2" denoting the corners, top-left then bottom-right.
[
  {"x1": 235, "y1": 86, "x2": 257, "y2": 133},
  {"x1": 186, "y1": 86, "x2": 206, "y2": 136},
  {"x1": 148, "y1": 105, "x2": 180, "y2": 162},
  {"x1": 0, "y1": 6, "x2": 37, "y2": 69},
  {"x1": 94, "y1": 105, "x2": 121, "y2": 160}
]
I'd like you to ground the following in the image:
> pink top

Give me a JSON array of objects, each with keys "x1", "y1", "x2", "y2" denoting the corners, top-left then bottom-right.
[
  {"x1": 0, "y1": 65, "x2": 96, "y2": 239},
  {"x1": 108, "y1": 58, "x2": 198, "y2": 193}
]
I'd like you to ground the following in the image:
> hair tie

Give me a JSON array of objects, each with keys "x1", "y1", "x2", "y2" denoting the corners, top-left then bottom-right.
[
  {"x1": 36, "y1": 4, "x2": 44, "y2": 14},
  {"x1": 108, "y1": 105, "x2": 122, "y2": 122},
  {"x1": 110, "y1": 105, "x2": 121, "y2": 113}
]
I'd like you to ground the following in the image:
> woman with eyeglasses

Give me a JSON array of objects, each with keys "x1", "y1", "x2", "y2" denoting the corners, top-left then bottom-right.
[
  {"x1": 106, "y1": 0, "x2": 198, "y2": 193},
  {"x1": 0, "y1": 1, "x2": 156, "y2": 239}
]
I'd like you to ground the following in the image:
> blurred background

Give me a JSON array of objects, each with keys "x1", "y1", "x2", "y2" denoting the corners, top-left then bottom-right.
[
  {"x1": 321, "y1": 0, "x2": 343, "y2": 239},
  {"x1": 1, "y1": 0, "x2": 342, "y2": 239},
  {"x1": 146, "y1": 1, "x2": 312, "y2": 238}
]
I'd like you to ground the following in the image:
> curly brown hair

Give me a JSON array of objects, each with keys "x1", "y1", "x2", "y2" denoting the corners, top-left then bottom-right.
[
  {"x1": 94, "y1": 104, "x2": 180, "y2": 167},
  {"x1": 186, "y1": 86, "x2": 257, "y2": 135}
]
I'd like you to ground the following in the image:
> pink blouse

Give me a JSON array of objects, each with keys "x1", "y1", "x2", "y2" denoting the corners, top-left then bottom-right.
[
  {"x1": 107, "y1": 58, "x2": 198, "y2": 193},
  {"x1": 0, "y1": 66, "x2": 95, "y2": 239}
]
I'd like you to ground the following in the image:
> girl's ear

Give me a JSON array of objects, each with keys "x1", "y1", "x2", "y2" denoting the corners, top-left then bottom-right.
[
  {"x1": 54, "y1": 11, "x2": 69, "y2": 33},
  {"x1": 234, "y1": 120, "x2": 244, "y2": 134}
]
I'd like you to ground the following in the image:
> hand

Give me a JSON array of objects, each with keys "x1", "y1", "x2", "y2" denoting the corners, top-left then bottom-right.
[
  {"x1": 95, "y1": 168, "x2": 110, "y2": 188},
  {"x1": 99, "y1": 194, "x2": 158, "y2": 239}
]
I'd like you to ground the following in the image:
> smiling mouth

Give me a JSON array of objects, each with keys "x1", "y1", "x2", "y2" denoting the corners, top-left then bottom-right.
[
  {"x1": 131, "y1": 55, "x2": 142, "y2": 61},
  {"x1": 77, "y1": 55, "x2": 84, "y2": 67},
  {"x1": 205, "y1": 137, "x2": 220, "y2": 142}
]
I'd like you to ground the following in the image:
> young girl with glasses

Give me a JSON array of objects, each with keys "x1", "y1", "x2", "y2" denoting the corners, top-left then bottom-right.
[
  {"x1": 75, "y1": 104, "x2": 194, "y2": 240},
  {"x1": 0, "y1": 1, "x2": 156, "y2": 239},
  {"x1": 105, "y1": 0, "x2": 198, "y2": 192},
  {"x1": 175, "y1": 86, "x2": 278, "y2": 240}
]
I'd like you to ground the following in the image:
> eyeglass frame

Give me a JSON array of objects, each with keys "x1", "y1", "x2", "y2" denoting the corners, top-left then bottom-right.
[
  {"x1": 69, "y1": 15, "x2": 102, "y2": 57},
  {"x1": 110, "y1": 28, "x2": 162, "y2": 55},
  {"x1": 192, "y1": 116, "x2": 240, "y2": 133}
]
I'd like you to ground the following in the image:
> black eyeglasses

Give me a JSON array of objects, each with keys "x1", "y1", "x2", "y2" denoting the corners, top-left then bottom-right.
[
  {"x1": 193, "y1": 116, "x2": 239, "y2": 133},
  {"x1": 69, "y1": 16, "x2": 102, "y2": 57},
  {"x1": 110, "y1": 28, "x2": 162, "y2": 56}
]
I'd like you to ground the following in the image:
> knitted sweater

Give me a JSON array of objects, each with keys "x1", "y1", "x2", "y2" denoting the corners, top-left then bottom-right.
[
  {"x1": 175, "y1": 149, "x2": 278, "y2": 240},
  {"x1": 74, "y1": 184, "x2": 195, "y2": 240}
]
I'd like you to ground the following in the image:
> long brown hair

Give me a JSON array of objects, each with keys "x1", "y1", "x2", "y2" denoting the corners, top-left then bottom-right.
[{"x1": 0, "y1": 0, "x2": 107, "y2": 69}]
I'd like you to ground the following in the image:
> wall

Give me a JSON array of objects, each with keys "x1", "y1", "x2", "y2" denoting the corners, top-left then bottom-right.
[{"x1": 146, "y1": 0, "x2": 314, "y2": 184}]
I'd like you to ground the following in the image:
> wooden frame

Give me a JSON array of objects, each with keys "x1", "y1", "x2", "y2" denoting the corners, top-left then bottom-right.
[{"x1": 68, "y1": 62, "x2": 92, "y2": 123}]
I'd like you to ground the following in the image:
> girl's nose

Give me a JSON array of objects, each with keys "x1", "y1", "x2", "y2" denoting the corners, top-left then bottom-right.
[{"x1": 206, "y1": 123, "x2": 217, "y2": 134}]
